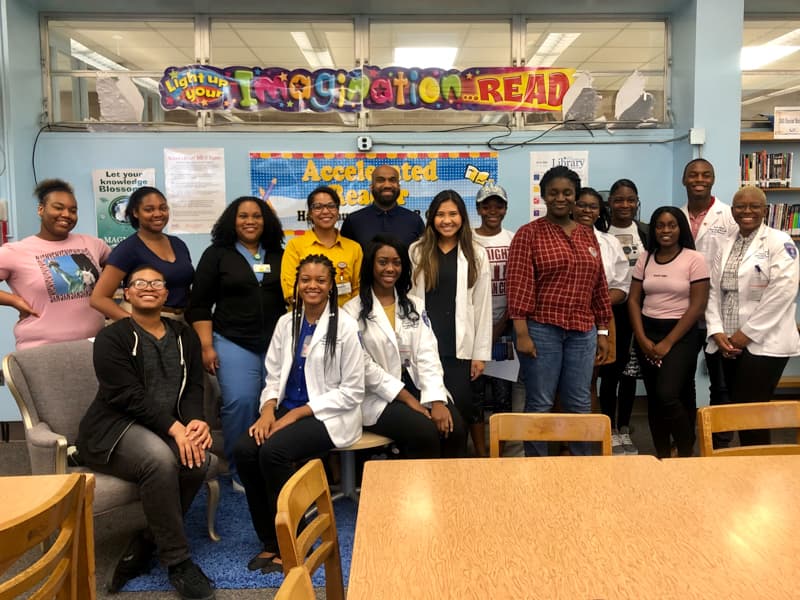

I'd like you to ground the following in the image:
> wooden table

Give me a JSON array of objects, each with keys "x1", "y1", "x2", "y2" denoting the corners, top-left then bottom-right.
[
  {"x1": 348, "y1": 456, "x2": 800, "y2": 599},
  {"x1": 0, "y1": 473, "x2": 96, "y2": 599}
]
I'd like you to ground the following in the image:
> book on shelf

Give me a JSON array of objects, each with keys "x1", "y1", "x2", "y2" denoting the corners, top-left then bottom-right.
[
  {"x1": 765, "y1": 202, "x2": 800, "y2": 235},
  {"x1": 739, "y1": 150, "x2": 793, "y2": 188}
]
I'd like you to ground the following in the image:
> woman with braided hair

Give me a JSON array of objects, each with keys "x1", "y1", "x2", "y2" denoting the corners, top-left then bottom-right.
[{"x1": 233, "y1": 253, "x2": 364, "y2": 573}]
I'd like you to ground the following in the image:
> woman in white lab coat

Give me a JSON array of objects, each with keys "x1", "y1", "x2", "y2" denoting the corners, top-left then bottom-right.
[
  {"x1": 233, "y1": 253, "x2": 363, "y2": 573},
  {"x1": 705, "y1": 186, "x2": 800, "y2": 446},
  {"x1": 345, "y1": 234, "x2": 467, "y2": 458},
  {"x1": 409, "y1": 190, "x2": 492, "y2": 456}
]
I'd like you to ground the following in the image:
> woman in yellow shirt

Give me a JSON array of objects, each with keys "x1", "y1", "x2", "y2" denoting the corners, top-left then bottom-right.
[{"x1": 280, "y1": 186, "x2": 362, "y2": 307}]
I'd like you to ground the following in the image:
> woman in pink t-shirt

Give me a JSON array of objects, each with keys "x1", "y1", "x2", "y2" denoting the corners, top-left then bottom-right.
[{"x1": 627, "y1": 207, "x2": 709, "y2": 458}]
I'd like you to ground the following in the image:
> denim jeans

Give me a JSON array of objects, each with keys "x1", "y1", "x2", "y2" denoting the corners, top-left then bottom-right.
[
  {"x1": 516, "y1": 321, "x2": 597, "y2": 456},
  {"x1": 213, "y1": 332, "x2": 266, "y2": 481}
]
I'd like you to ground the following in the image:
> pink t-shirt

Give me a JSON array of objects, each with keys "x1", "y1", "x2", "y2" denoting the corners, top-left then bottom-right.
[
  {"x1": 0, "y1": 234, "x2": 111, "y2": 349},
  {"x1": 632, "y1": 248, "x2": 709, "y2": 320}
]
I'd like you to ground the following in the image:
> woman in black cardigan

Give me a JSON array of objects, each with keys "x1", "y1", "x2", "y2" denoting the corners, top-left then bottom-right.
[{"x1": 186, "y1": 197, "x2": 285, "y2": 489}]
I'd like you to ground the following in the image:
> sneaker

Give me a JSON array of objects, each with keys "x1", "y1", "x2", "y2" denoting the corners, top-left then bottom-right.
[
  {"x1": 108, "y1": 530, "x2": 155, "y2": 593},
  {"x1": 168, "y1": 560, "x2": 216, "y2": 600},
  {"x1": 611, "y1": 429, "x2": 624, "y2": 456},
  {"x1": 619, "y1": 426, "x2": 639, "y2": 455}
]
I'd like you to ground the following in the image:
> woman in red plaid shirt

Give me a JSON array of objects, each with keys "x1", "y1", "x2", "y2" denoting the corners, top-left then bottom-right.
[{"x1": 506, "y1": 166, "x2": 612, "y2": 456}]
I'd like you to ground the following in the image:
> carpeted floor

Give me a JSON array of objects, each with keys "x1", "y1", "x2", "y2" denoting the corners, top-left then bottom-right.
[{"x1": 120, "y1": 478, "x2": 357, "y2": 592}]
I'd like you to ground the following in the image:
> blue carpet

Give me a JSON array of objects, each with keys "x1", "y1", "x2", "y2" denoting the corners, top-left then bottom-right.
[{"x1": 122, "y1": 478, "x2": 357, "y2": 591}]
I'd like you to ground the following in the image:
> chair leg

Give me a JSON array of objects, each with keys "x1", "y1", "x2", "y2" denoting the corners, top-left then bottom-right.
[
  {"x1": 330, "y1": 450, "x2": 358, "y2": 503},
  {"x1": 205, "y1": 478, "x2": 221, "y2": 542}
]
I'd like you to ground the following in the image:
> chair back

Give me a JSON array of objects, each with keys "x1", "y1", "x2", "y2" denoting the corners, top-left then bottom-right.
[
  {"x1": 489, "y1": 413, "x2": 613, "y2": 457},
  {"x1": 0, "y1": 473, "x2": 86, "y2": 600},
  {"x1": 697, "y1": 401, "x2": 800, "y2": 457},
  {"x1": 275, "y1": 458, "x2": 344, "y2": 600},
  {"x1": 275, "y1": 566, "x2": 315, "y2": 600},
  {"x1": 3, "y1": 340, "x2": 97, "y2": 449}
]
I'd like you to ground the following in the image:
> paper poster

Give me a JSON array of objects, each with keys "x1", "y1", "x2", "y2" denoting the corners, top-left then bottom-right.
[
  {"x1": 250, "y1": 151, "x2": 498, "y2": 236},
  {"x1": 164, "y1": 148, "x2": 226, "y2": 233},
  {"x1": 93, "y1": 168, "x2": 155, "y2": 247},
  {"x1": 529, "y1": 151, "x2": 589, "y2": 220}
]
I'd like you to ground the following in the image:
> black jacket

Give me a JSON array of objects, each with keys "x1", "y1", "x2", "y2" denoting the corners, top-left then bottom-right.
[
  {"x1": 185, "y1": 245, "x2": 285, "y2": 354},
  {"x1": 77, "y1": 318, "x2": 205, "y2": 465}
]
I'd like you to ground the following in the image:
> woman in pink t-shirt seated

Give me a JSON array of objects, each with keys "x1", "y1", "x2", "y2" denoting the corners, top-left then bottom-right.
[{"x1": 627, "y1": 206, "x2": 709, "y2": 458}]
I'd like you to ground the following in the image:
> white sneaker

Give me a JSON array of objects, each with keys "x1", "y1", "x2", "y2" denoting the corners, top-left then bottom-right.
[
  {"x1": 619, "y1": 426, "x2": 639, "y2": 455},
  {"x1": 611, "y1": 429, "x2": 624, "y2": 455}
]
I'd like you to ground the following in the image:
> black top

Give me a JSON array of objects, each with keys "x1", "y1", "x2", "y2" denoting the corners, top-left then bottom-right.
[
  {"x1": 425, "y1": 246, "x2": 458, "y2": 358},
  {"x1": 340, "y1": 203, "x2": 425, "y2": 249},
  {"x1": 132, "y1": 321, "x2": 181, "y2": 419},
  {"x1": 186, "y1": 245, "x2": 286, "y2": 354}
]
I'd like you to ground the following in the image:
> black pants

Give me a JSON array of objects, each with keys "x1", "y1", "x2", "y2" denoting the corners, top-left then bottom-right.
[
  {"x1": 637, "y1": 317, "x2": 701, "y2": 458},
  {"x1": 367, "y1": 400, "x2": 467, "y2": 458},
  {"x1": 233, "y1": 406, "x2": 334, "y2": 554},
  {"x1": 441, "y1": 356, "x2": 478, "y2": 426},
  {"x1": 719, "y1": 349, "x2": 789, "y2": 446},
  {"x1": 599, "y1": 303, "x2": 636, "y2": 429},
  {"x1": 700, "y1": 327, "x2": 733, "y2": 448}
]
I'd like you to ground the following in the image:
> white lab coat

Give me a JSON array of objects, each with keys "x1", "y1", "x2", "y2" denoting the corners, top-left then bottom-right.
[
  {"x1": 408, "y1": 240, "x2": 492, "y2": 362},
  {"x1": 706, "y1": 224, "x2": 800, "y2": 357},
  {"x1": 259, "y1": 302, "x2": 364, "y2": 447},
  {"x1": 595, "y1": 228, "x2": 631, "y2": 297},
  {"x1": 344, "y1": 291, "x2": 450, "y2": 427},
  {"x1": 680, "y1": 197, "x2": 738, "y2": 265}
]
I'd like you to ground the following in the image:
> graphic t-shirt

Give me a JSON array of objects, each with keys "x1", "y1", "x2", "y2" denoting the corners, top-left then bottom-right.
[
  {"x1": 608, "y1": 223, "x2": 644, "y2": 267},
  {"x1": 0, "y1": 234, "x2": 111, "y2": 349},
  {"x1": 473, "y1": 228, "x2": 514, "y2": 323}
]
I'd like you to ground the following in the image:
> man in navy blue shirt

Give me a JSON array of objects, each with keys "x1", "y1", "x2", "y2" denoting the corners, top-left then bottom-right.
[{"x1": 340, "y1": 165, "x2": 425, "y2": 248}]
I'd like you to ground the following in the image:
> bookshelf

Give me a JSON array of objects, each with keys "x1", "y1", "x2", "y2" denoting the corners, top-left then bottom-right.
[{"x1": 740, "y1": 132, "x2": 800, "y2": 240}]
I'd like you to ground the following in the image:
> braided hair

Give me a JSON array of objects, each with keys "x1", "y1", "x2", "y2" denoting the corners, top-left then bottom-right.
[{"x1": 291, "y1": 254, "x2": 339, "y2": 362}]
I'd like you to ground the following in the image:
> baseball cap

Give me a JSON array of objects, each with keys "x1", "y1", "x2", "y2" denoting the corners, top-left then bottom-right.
[{"x1": 476, "y1": 181, "x2": 508, "y2": 205}]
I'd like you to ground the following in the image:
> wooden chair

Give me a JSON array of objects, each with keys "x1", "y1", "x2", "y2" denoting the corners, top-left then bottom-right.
[
  {"x1": 489, "y1": 413, "x2": 613, "y2": 457},
  {"x1": 275, "y1": 458, "x2": 344, "y2": 600},
  {"x1": 275, "y1": 566, "x2": 315, "y2": 600},
  {"x1": 697, "y1": 401, "x2": 800, "y2": 457},
  {"x1": 0, "y1": 473, "x2": 86, "y2": 600}
]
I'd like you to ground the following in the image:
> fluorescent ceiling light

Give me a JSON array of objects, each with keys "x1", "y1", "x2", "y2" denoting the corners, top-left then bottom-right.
[
  {"x1": 741, "y1": 28, "x2": 800, "y2": 70},
  {"x1": 291, "y1": 31, "x2": 333, "y2": 69},
  {"x1": 527, "y1": 33, "x2": 580, "y2": 68},
  {"x1": 70, "y1": 39, "x2": 159, "y2": 93},
  {"x1": 393, "y1": 47, "x2": 457, "y2": 69}
]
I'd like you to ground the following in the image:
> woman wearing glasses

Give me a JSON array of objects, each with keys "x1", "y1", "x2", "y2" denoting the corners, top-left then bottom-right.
[{"x1": 280, "y1": 186, "x2": 362, "y2": 307}]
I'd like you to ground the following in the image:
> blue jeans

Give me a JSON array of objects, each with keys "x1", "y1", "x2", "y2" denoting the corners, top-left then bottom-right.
[
  {"x1": 516, "y1": 321, "x2": 597, "y2": 457},
  {"x1": 213, "y1": 332, "x2": 266, "y2": 480}
]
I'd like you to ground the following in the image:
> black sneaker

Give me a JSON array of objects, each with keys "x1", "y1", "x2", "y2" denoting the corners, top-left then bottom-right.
[
  {"x1": 108, "y1": 531, "x2": 155, "y2": 593},
  {"x1": 168, "y1": 559, "x2": 216, "y2": 600}
]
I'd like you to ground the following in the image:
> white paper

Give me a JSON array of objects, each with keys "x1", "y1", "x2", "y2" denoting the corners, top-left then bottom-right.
[
  {"x1": 483, "y1": 353, "x2": 520, "y2": 382},
  {"x1": 529, "y1": 151, "x2": 590, "y2": 221},
  {"x1": 164, "y1": 148, "x2": 226, "y2": 233}
]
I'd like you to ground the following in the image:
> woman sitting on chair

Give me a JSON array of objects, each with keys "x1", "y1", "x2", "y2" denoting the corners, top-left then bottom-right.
[
  {"x1": 234, "y1": 254, "x2": 364, "y2": 574},
  {"x1": 344, "y1": 234, "x2": 467, "y2": 458}
]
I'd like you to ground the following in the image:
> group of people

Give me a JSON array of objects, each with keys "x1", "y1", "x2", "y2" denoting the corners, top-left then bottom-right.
[{"x1": 0, "y1": 157, "x2": 798, "y2": 599}]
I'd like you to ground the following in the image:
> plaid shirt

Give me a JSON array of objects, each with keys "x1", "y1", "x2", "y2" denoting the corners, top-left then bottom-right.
[
  {"x1": 720, "y1": 230, "x2": 756, "y2": 336},
  {"x1": 507, "y1": 219, "x2": 611, "y2": 331}
]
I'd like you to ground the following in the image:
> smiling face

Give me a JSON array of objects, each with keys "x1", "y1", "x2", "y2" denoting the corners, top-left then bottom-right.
[
  {"x1": 608, "y1": 185, "x2": 639, "y2": 226},
  {"x1": 543, "y1": 177, "x2": 577, "y2": 221},
  {"x1": 573, "y1": 193, "x2": 601, "y2": 228},
  {"x1": 370, "y1": 165, "x2": 401, "y2": 210},
  {"x1": 683, "y1": 160, "x2": 715, "y2": 203},
  {"x1": 124, "y1": 267, "x2": 168, "y2": 311},
  {"x1": 38, "y1": 191, "x2": 78, "y2": 241},
  {"x1": 308, "y1": 191, "x2": 340, "y2": 232},
  {"x1": 433, "y1": 199, "x2": 463, "y2": 242},
  {"x1": 654, "y1": 211, "x2": 680, "y2": 251},
  {"x1": 477, "y1": 197, "x2": 507, "y2": 232},
  {"x1": 732, "y1": 189, "x2": 767, "y2": 237},
  {"x1": 297, "y1": 262, "x2": 333, "y2": 311},
  {"x1": 133, "y1": 193, "x2": 169, "y2": 233},
  {"x1": 373, "y1": 244, "x2": 402, "y2": 295},
  {"x1": 235, "y1": 200, "x2": 264, "y2": 246}
]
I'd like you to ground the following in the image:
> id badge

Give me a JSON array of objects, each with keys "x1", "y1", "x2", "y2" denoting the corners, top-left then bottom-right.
[
  {"x1": 253, "y1": 263, "x2": 270, "y2": 274},
  {"x1": 301, "y1": 335, "x2": 313, "y2": 358},
  {"x1": 337, "y1": 281, "x2": 352, "y2": 296},
  {"x1": 399, "y1": 344, "x2": 412, "y2": 369}
]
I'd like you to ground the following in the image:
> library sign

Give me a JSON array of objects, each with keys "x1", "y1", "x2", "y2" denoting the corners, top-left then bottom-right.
[{"x1": 159, "y1": 64, "x2": 574, "y2": 113}]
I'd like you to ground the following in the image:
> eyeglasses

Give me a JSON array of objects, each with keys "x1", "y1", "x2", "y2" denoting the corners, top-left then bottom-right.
[
  {"x1": 129, "y1": 278, "x2": 166, "y2": 290},
  {"x1": 310, "y1": 203, "x2": 338, "y2": 212}
]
